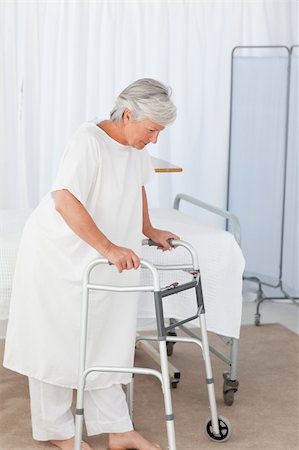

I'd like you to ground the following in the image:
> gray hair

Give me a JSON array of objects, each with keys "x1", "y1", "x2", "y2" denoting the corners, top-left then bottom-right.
[{"x1": 110, "y1": 78, "x2": 176, "y2": 126}]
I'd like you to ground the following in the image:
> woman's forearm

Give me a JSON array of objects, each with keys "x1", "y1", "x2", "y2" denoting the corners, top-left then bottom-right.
[
  {"x1": 53, "y1": 189, "x2": 111, "y2": 255},
  {"x1": 142, "y1": 186, "x2": 154, "y2": 237}
]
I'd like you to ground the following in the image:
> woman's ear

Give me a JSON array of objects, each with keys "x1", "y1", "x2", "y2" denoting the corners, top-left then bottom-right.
[{"x1": 123, "y1": 109, "x2": 132, "y2": 123}]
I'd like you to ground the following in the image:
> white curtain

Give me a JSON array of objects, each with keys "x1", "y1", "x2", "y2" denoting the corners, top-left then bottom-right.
[
  {"x1": 0, "y1": 1, "x2": 298, "y2": 296},
  {"x1": 1, "y1": 0, "x2": 297, "y2": 214}
]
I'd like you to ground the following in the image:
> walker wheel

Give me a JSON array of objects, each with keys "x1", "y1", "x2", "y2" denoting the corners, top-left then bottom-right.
[
  {"x1": 222, "y1": 373, "x2": 239, "y2": 406},
  {"x1": 171, "y1": 379, "x2": 179, "y2": 389},
  {"x1": 204, "y1": 415, "x2": 232, "y2": 442},
  {"x1": 166, "y1": 330, "x2": 177, "y2": 356},
  {"x1": 223, "y1": 389, "x2": 234, "y2": 406},
  {"x1": 166, "y1": 341, "x2": 175, "y2": 356}
]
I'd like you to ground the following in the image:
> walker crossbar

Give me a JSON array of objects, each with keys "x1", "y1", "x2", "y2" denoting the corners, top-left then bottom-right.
[
  {"x1": 178, "y1": 323, "x2": 231, "y2": 365},
  {"x1": 136, "y1": 335, "x2": 204, "y2": 354},
  {"x1": 152, "y1": 264, "x2": 195, "y2": 271},
  {"x1": 81, "y1": 366, "x2": 163, "y2": 387},
  {"x1": 74, "y1": 239, "x2": 232, "y2": 450},
  {"x1": 160, "y1": 279, "x2": 198, "y2": 297},
  {"x1": 86, "y1": 283, "x2": 154, "y2": 293},
  {"x1": 164, "y1": 314, "x2": 200, "y2": 333}
]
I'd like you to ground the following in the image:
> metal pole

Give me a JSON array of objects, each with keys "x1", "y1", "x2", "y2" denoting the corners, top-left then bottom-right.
[{"x1": 281, "y1": 45, "x2": 299, "y2": 300}]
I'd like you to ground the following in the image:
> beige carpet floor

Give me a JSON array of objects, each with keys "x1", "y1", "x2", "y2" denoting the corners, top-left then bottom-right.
[{"x1": 1, "y1": 324, "x2": 298, "y2": 450}]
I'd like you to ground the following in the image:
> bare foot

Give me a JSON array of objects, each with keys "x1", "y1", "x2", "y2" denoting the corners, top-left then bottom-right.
[
  {"x1": 49, "y1": 437, "x2": 94, "y2": 450},
  {"x1": 108, "y1": 430, "x2": 162, "y2": 450}
]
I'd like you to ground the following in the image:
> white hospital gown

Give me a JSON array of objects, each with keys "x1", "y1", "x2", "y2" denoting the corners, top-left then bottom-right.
[{"x1": 3, "y1": 121, "x2": 154, "y2": 389}]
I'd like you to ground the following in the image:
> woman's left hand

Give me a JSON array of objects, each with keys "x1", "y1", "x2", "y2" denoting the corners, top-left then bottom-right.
[{"x1": 145, "y1": 228, "x2": 180, "y2": 251}]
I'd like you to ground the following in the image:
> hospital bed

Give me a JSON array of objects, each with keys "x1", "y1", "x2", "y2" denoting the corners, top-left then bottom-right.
[{"x1": 0, "y1": 194, "x2": 244, "y2": 405}]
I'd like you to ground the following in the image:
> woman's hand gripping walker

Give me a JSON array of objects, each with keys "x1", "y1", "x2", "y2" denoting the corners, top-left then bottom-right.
[{"x1": 74, "y1": 239, "x2": 231, "y2": 450}]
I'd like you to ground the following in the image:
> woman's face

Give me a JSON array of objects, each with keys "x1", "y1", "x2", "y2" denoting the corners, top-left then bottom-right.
[{"x1": 123, "y1": 111, "x2": 165, "y2": 150}]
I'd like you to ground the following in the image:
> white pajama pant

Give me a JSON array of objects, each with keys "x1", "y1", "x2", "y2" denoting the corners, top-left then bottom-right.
[{"x1": 28, "y1": 377, "x2": 133, "y2": 441}]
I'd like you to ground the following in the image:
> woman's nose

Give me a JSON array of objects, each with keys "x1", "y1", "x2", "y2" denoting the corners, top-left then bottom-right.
[{"x1": 150, "y1": 131, "x2": 159, "y2": 144}]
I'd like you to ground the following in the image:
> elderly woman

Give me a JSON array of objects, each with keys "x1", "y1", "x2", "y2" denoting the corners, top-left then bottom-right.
[{"x1": 3, "y1": 79, "x2": 178, "y2": 450}]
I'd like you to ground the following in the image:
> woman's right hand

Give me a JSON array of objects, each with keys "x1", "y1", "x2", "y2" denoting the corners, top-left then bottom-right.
[{"x1": 102, "y1": 242, "x2": 140, "y2": 273}]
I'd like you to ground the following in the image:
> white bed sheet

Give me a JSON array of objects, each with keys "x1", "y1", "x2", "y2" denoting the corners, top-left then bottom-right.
[{"x1": 139, "y1": 209, "x2": 245, "y2": 339}]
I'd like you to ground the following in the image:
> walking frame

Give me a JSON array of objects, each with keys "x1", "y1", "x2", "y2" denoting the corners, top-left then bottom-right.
[{"x1": 74, "y1": 239, "x2": 231, "y2": 450}]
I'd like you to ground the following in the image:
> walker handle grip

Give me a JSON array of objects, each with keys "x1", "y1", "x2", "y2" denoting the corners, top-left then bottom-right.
[{"x1": 147, "y1": 238, "x2": 174, "y2": 247}]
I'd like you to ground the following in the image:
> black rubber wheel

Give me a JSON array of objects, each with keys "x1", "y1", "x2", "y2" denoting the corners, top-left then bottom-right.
[
  {"x1": 171, "y1": 379, "x2": 179, "y2": 389},
  {"x1": 204, "y1": 415, "x2": 232, "y2": 442},
  {"x1": 166, "y1": 341, "x2": 174, "y2": 356},
  {"x1": 223, "y1": 389, "x2": 234, "y2": 406},
  {"x1": 166, "y1": 331, "x2": 177, "y2": 356},
  {"x1": 222, "y1": 374, "x2": 239, "y2": 406}
]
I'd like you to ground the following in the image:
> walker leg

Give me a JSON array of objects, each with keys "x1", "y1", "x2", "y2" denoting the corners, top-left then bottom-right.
[
  {"x1": 158, "y1": 340, "x2": 176, "y2": 450},
  {"x1": 126, "y1": 376, "x2": 134, "y2": 421},
  {"x1": 199, "y1": 314, "x2": 220, "y2": 436},
  {"x1": 75, "y1": 284, "x2": 90, "y2": 450},
  {"x1": 74, "y1": 381, "x2": 85, "y2": 450}
]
